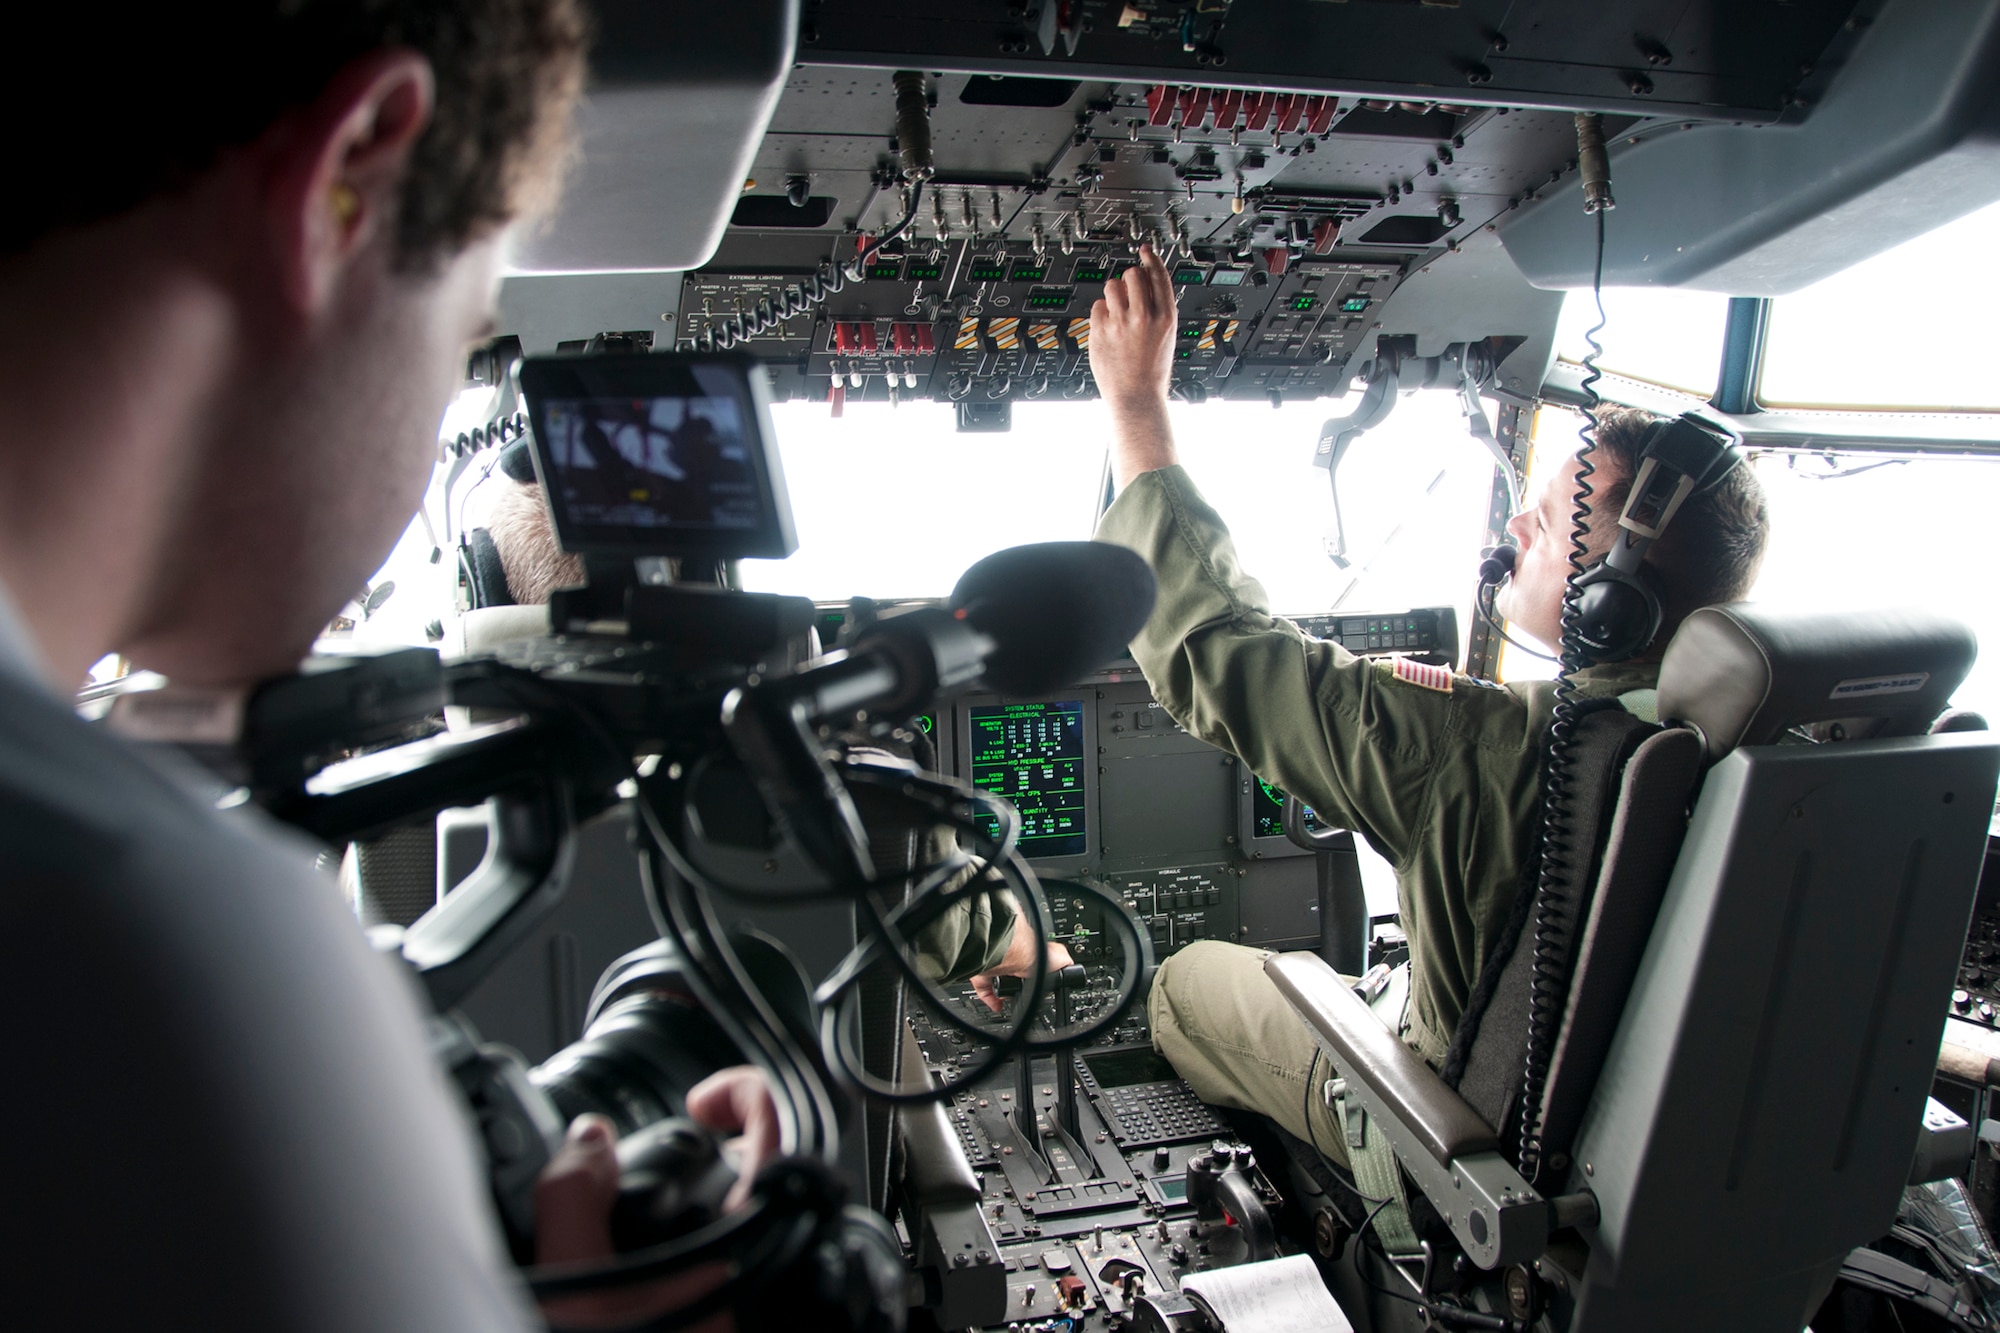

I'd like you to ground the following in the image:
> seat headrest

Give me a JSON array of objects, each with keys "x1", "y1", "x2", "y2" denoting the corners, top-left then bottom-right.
[{"x1": 1658, "y1": 605, "x2": 1976, "y2": 761}]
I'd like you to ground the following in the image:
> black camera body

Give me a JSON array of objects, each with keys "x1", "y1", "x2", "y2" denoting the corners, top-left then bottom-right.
[{"x1": 431, "y1": 936, "x2": 747, "y2": 1258}]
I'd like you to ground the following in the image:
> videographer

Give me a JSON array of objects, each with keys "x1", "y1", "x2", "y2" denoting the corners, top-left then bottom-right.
[{"x1": 0, "y1": 3, "x2": 792, "y2": 1327}]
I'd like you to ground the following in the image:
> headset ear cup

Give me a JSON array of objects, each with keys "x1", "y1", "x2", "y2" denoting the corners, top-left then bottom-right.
[
  {"x1": 1569, "y1": 562, "x2": 1662, "y2": 664},
  {"x1": 459, "y1": 528, "x2": 514, "y2": 610}
]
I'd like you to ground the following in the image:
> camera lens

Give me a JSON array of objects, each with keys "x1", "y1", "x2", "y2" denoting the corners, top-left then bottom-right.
[{"x1": 531, "y1": 942, "x2": 742, "y2": 1135}]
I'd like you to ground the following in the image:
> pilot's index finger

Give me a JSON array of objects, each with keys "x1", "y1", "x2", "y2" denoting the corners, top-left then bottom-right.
[
  {"x1": 1138, "y1": 243, "x2": 1176, "y2": 315},
  {"x1": 1100, "y1": 269, "x2": 1130, "y2": 320}
]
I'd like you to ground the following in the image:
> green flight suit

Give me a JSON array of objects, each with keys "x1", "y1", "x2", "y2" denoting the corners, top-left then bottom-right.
[
  {"x1": 1095, "y1": 464, "x2": 1658, "y2": 1160},
  {"x1": 878, "y1": 816, "x2": 1019, "y2": 986}
]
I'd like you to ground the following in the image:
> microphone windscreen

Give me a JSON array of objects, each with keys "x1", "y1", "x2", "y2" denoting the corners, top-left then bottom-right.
[
  {"x1": 949, "y1": 542, "x2": 1157, "y2": 697},
  {"x1": 1477, "y1": 543, "x2": 1518, "y2": 585}
]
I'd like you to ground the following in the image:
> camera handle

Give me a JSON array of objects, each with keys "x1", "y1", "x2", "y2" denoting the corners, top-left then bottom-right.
[
  {"x1": 270, "y1": 717, "x2": 582, "y2": 1012},
  {"x1": 398, "y1": 776, "x2": 579, "y2": 1011}
]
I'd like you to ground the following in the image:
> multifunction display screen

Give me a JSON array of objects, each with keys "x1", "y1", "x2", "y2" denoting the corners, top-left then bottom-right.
[
  {"x1": 968, "y1": 700, "x2": 1088, "y2": 858},
  {"x1": 1084, "y1": 1047, "x2": 1178, "y2": 1089},
  {"x1": 1251, "y1": 776, "x2": 1323, "y2": 841}
]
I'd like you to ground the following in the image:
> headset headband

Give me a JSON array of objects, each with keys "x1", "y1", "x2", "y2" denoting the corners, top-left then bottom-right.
[{"x1": 1604, "y1": 414, "x2": 1742, "y2": 574}]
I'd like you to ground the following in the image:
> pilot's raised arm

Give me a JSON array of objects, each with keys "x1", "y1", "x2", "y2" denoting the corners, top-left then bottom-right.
[{"x1": 1087, "y1": 245, "x2": 1771, "y2": 1150}]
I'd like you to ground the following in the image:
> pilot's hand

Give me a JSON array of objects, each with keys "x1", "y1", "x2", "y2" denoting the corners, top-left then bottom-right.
[
  {"x1": 1090, "y1": 241, "x2": 1178, "y2": 409},
  {"x1": 532, "y1": 1066, "x2": 783, "y2": 1330},
  {"x1": 970, "y1": 910, "x2": 1076, "y2": 1013},
  {"x1": 1090, "y1": 242, "x2": 1181, "y2": 489}
]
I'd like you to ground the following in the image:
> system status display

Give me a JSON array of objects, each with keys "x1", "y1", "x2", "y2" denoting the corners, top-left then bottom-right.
[{"x1": 968, "y1": 700, "x2": 1088, "y2": 858}]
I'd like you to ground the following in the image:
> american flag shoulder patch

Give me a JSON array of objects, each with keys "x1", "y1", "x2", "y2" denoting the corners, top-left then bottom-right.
[{"x1": 1390, "y1": 657, "x2": 1455, "y2": 694}]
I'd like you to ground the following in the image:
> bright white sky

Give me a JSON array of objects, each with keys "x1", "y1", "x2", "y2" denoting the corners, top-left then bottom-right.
[
  {"x1": 367, "y1": 383, "x2": 2000, "y2": 721},
  {"x1": 1555, "y1": 195, "x2": 2000, "y2": 412},
  {"x1": 355, "y1": 198, "x2": 2000, "y2": 721}
]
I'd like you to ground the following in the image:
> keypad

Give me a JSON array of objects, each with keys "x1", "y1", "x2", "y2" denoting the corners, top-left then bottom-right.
[{"x1": 1100, "y1": 1080, "x2": 1228, "y2": 1147}]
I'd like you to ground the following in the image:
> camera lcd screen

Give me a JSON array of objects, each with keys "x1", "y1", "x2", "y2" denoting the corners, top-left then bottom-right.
[{"x1": 517, "y1": 353, "x2": 797, "y2": 561}]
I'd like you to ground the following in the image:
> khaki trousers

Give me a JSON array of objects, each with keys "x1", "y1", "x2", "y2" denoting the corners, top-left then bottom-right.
[{"x1": 1146, "y1": 940, "x2": 1353, "y2": 1168}]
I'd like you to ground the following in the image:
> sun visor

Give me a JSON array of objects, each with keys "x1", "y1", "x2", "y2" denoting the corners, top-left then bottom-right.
[
  {"x1": 1496, "y1": 0, "x2": 2000, "y2": 295},
  {"x1": 508, "y1": 0, "x2": 797, "y2": 275}
]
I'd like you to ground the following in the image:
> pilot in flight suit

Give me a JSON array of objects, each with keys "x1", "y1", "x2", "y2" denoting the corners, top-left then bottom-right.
[
  {"x1": 1086, "y1": 244, "x2": 1769, "y2": 1164},
  {"x1": 1096, "y1": 464, "x2": 1660, "y2": 1160}
]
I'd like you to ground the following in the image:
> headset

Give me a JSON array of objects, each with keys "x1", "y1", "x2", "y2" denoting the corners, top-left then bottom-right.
[
  {"x1": 454, "y1": 436, "x2": 540, "y2": 611},
  {"x1": 1477, "y1": 411, "x2": 1743, "y2": 665}
]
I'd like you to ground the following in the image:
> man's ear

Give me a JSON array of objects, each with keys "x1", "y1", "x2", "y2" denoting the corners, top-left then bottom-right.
[{"x1": 266, "y1": 50, "x2": 435, "y2": 318}]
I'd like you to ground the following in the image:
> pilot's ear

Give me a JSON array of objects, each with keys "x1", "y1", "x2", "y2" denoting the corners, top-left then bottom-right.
[{"x1": 265, "y1": 50, "x2": 435, "y2": 318}]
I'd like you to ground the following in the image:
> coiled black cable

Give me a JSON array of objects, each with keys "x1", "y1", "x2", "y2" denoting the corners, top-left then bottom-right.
[
  {"x1": 1515, "y1": 207, "x2": 1608, "y2": 1186},
  {"x1": 690, "y1": 181, "x2": 926, "y2": 353}
]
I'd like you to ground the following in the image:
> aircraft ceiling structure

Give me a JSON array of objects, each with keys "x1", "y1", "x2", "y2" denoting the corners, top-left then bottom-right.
[{"x1": 500, "y1": 0, "x2": 2000, "y2": 414}]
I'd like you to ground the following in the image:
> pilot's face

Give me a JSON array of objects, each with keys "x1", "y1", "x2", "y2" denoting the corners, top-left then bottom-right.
[
  {"x1": 125, "y1": 234, "x2": 507, "y2": 685},
  {"x1": 1498, "y1": 453, "x2": 1622, "y2": 652}
]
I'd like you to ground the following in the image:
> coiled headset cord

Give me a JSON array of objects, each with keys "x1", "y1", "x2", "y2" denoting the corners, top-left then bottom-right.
[{"x1": 1515, "y1": 206, "x2": 1607, "y2": 1186}]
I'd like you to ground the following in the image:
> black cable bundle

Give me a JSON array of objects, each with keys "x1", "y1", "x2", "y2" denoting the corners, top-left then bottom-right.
[
  {"x1": 1515, "y1": 208, "x2": 1608, "y2": 1187},
  {"x1": 691, "y1": 181, "x2": 926, "y2": 353}
]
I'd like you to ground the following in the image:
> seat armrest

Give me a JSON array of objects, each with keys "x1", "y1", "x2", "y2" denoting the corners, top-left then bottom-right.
[
  {"x1": 1268, "y1": 952, "x2": 1556, "y2": 1271},
  {"x1": 1265, "y1": 952, "x2": 1499, "y2": 1166}
]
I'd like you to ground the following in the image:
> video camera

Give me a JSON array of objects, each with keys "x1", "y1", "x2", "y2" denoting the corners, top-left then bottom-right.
[{"x1": 116, "y1": 350, "x2": 1159, "y2": 1329}]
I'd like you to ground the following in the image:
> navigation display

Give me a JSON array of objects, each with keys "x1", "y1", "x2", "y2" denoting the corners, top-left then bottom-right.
[
  {"x1": 968, "y1": 700, "x2": 1088, "y2": 858},
  {"x1": 1250, "y1": 776, "x2": 1323, "y2": 841}
]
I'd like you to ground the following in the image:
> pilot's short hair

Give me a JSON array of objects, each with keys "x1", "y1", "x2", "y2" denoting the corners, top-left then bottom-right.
[
  {"x1": 6, "y1": 1, "x2": 587, "y2": 269},
  {"x1": 1588, "y1": 405, "x2": 1772, "y2": 635},
  {"x1": 486, "y1": 480, "x2": 585, "y2": 607}
]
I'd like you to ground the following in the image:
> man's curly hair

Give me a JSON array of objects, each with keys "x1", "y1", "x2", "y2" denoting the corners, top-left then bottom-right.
[{"x1": 6, "y1": 1, "x2": 588, "y2": 268}]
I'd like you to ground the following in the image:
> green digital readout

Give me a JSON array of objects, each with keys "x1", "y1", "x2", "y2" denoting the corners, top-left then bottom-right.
[
  {"x1": 968, "y1": 701, "x2": 1087, "y2": 858},
  {"x1": 1342, "y1": 295, "x2": 1370, "y2": 312},
  {"x1": 1252, "y1": 777, "x2": 1324, "y2": 841},
  {"x1": 867, "y1": 260, "x2": 903, "y2": 280},
  {"x1": 1071, "y1": 263, "x2": 1109, "y2": 283},
  {"x1": 905, "y1": 261, "x2": 945, "y2": 281},
  {"x1": 1290, "y1": 295, "x2": 1318, "y2": 312},
  {"x1": 1208, "y1": 266, "x2": 1247, "y2": 286},
  {"x1": 1007, "y1": 262, "x2": 1049, "y2": 283},
  {"x1": 1025, "y1": 286, "x2": 1074, "y2": 309},
  {"x1": 1172, "y1": 266, "x2": 1207, "y2": 285},
  {"x1": 967, "y1": 260, "x2": 1008, "y2": 282}
]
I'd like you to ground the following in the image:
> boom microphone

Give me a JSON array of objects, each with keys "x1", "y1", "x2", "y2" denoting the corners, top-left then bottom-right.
[
  {"x1": 948, "y1": 541, "x2": 1157, "y2": 697},
  {"x1": 1476, "y1": 542, "x2": 1518, "y2": 587}
]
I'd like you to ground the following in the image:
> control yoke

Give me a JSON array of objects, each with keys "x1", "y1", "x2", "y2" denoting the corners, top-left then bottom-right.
[{"x1": 1313, "y1": 341, "x2": 1520, "y2": 566}]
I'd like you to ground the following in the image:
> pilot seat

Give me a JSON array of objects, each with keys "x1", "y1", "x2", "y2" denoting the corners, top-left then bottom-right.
[{"x1": 1264, "y1": 605, "x2": 2000, "y2": 1331}]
